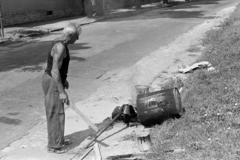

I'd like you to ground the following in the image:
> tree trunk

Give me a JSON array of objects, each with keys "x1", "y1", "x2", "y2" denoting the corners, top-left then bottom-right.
[
  {"x1": 135, "y1": 0, "x2": 142, "y2": 9},
  {"x1": 95, "y1": 0, "x2": 104, "y2": 16},
  {"x1": 0, "y1": 0, "x2": 4, "y2": 37},
  {"x1": 163, "y1": 0, "x2": 168, "y2": 4},
  {"x1": 84, "y1": 0, "x2": 93, "y2": 17}
]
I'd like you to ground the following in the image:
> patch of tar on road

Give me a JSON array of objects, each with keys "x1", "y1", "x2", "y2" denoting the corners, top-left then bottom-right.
[
  {"x1": 28, "y1": 104, "x2": 36, "y2": 108},
  {"x1": 7, "y1": 112, "x2": 20, "y2": 116},
  {"x1": 95, "y1": 69, "x2": 120, "y2": 81},
  {"x1": 20, "y1": 65, "x2": 44, "y2": 72},
  {"x1": 0, "y1": 116, "x2": 21, "y2": 125},
  {"x1": 0, "y1": 41, "x2": 33, "y2": 49},
  {"x1": 96, "y1": 71, "x2": 107, "y2": 79}
]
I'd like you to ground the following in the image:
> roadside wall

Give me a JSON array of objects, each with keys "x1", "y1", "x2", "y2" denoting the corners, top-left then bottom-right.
[{"x1": 1, "y1": 0, "x2": 84, "y2": 26}]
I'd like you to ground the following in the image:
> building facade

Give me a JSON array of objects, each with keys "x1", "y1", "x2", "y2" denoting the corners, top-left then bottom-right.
[{"x1": 1, "y1": 0, "x2": 84, "y2": 26}]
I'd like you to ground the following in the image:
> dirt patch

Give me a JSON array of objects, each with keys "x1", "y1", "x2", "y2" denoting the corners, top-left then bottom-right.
[{"x1": 0, "y1": 117, "x2": 21, "y2": 125}]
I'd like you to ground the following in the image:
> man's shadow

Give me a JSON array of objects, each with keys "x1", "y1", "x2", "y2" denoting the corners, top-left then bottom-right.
[{"x1": 64, "y1": 118, "x2": 128, "y2": 150}]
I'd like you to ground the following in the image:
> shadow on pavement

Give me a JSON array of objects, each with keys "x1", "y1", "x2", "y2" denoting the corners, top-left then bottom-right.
[
  {"x1": 102, "y1": 0, "x2": 223, "y2": 22},
  {"x1": 65, "y1": 128, "x2": 96, "y2": 150},
  {"x1": 0, "y1": 41, "x2": 89, "y2": 72},
  {"x1": 166, "y1": 0, "x2": 222, "y2": 9},
  {"x1": 69, "y1": 42, "x2": 92, "y2": 50},
  {"x1": 65, "y1": 119, "x2": 128, "y2": 151},
  {"x1": 0, "y1": 116, "x2": 22, "y2": 125},
  {"x1": 97, "y1": 126, "x2": 127, "y2": 143}
]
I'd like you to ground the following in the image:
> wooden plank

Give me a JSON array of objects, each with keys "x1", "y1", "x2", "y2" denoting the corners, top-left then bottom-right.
[
  {"x1": 68, "y1": 101, "x2": 99, "y2": 132},
  {"x1": 94, "y1": 143, "x2": 102, "y2": 160},
  {"x1": 85, "y1": 111, "x2": 122, "y2": 148},
  {"x1": 80, "y1": 147, "x2": 94, "y2": 160},
  {"x1": 0, "y1": 1, "x2": 4, "y2": 37}
]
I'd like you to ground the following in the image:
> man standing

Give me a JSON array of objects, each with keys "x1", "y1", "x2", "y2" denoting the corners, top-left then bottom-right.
[{"x1": 42, "y1": 23, "x2": 81, "y2": 154}]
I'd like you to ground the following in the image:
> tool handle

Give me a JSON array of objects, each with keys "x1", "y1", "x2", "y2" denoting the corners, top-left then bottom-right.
[
  {"x1": 68, "y1": 101, "x2": 99, "y2": 132},
  {"x1": 85, "y1": 111, "x2": 122, "y2": 149},
  {"x1": 79, "y1": 146, "x2": 94, "y2": 160}
]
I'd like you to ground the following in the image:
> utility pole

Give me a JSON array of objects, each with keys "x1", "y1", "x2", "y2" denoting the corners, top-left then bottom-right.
[{"x1": 0, "y1": 0, "x2": 4, "y2": 37}]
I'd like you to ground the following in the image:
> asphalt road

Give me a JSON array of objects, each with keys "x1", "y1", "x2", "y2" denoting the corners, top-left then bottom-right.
[{"x1": 0, "y1": 0, "x2": 238, "y2": 150}]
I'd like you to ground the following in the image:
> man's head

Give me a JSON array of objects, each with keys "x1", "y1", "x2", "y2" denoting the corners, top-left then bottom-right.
[{"x1": 63, "y1": 23, "x2": 82, "y2": 44}]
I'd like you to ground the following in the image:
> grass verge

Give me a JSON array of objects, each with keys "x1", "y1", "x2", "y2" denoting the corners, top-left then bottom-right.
[{"x1": 146, "y1": 3, "x2": 240, "y2": 160}]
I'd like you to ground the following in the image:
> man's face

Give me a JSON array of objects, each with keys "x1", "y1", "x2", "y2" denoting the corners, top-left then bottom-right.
[{"x1": 69, "y1": 33, "x2": 79, "y2": 44}]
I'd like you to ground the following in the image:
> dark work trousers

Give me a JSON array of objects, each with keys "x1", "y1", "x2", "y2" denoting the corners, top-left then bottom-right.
[{"x1": 42, "y1": 73, "x2": 65, "y2": 149}]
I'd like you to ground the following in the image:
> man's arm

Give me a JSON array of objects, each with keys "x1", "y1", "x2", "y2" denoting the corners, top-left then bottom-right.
[{"x1": 51, "y1": 43, "x2": 68, "y2": 102}]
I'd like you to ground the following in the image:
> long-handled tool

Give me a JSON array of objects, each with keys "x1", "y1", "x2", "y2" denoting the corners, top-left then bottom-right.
[
  {"x1": 67, "y1": 101, "x2": 99, "y2": 132},
  {"x1": 77, "y1": 111, "x2": 122, "y2": 160},
  {"x1": 84, "y1": 110, "x2": 122, "y2": 149},
  {"x1": 79, "y1": 143, "x2": 102, "y2": 160}
]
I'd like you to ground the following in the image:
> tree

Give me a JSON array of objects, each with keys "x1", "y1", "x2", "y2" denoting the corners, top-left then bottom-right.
[
  {"x1": 135, "y1": 0, "x2": 142, "y2": 9},
  {"x1": 0, "y1": 0, "x2": 4, "y2": 37},
  {"x1": 84, "y1": 0, "x2": 93, "y2": 17},
  {"x1": 163, "y1": 0, "x2": 169, "y2": 4},
  {"x1": 95, "y1": 0, "x2": 104, "y2": 16}
]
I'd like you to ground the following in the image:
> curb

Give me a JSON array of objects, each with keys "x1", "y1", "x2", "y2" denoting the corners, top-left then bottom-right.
[
  {"x1": 48, "y1": 17, "x2": 105, "y2": 32},
  {"x1": 0, "y1": 37, "x2": 10, "y2": 44}
]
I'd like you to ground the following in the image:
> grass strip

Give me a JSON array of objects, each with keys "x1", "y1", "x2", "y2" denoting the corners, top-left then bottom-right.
[{"x1": 146, "y1": 3, "x2": 240, "y2": 160}]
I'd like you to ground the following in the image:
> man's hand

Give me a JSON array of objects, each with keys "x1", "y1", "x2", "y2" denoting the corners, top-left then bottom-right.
[
  {"x1": 60, "y1": 92, "x2": 69, "y2": 104},
  {"x1": 64, "y1": 80, "x2": 69, "y2": 89}
]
